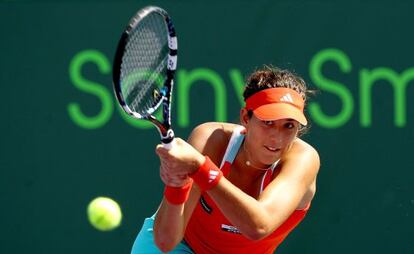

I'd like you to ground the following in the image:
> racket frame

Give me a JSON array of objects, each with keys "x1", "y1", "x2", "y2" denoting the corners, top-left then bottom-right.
[{"x1": 112, "y1": 6, "x2": 178, "y2": 144}]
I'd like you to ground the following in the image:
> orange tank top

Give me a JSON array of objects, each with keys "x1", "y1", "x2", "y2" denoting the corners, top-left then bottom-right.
[{"x1": 184, "y1": 126, "x2": 310, "y2": 253}]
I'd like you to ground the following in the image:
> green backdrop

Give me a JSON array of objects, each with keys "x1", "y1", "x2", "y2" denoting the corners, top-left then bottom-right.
[{"x1": 1, "y1": 0, "x2": 413, "y2": 253}]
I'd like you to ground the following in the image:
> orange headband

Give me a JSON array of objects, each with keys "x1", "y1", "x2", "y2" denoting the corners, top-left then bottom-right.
[{"x1": 245, "y1": 88, "x2": 307, "y2": 125}]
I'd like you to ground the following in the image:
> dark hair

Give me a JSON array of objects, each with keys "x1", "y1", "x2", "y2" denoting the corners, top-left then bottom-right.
[{"x1": 243, "y1": 65, "x2": 311, "y2": 136}]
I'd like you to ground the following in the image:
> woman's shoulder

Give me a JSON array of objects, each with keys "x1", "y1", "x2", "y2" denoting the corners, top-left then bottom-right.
[
  {"x1": 282, "y1": 138, "x2": 320, "y2": 173},
  {"x1": 292, "y1": 138, "x2": 319, "y2": 155},
  {"x1": 188, "y1": 122, "x2": 241, "y2": 163},
  {"x1": 288, "y1": 139, "x2": 320, "y2": 209}
]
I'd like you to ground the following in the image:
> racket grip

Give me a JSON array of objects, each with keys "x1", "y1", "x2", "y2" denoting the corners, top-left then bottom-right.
[
  {"x1": 162, "y1": 138, "x2": 175, "y2": 150},
  {"x1": 161, "y1": 129, "x2": 175, "y2": 150}
]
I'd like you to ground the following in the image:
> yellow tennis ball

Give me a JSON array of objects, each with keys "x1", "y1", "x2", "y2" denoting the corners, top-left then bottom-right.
[{"x1": 87, "y1": 197, "x2": 122, "y2": 231}]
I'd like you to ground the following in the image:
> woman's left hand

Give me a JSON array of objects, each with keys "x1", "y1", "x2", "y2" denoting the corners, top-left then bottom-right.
[{"x1": 156, "y1": 138, "x2": 206, "y2": 177}]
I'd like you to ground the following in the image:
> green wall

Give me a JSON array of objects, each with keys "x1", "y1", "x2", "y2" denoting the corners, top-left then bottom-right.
[{"x1": 1, "y1": 0, "x2": 413, "y2": 253}]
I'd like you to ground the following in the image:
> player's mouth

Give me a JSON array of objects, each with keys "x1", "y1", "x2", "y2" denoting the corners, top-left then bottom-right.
[{"x1": 264, "y1": 145, "x2": 280, "y2": 153}]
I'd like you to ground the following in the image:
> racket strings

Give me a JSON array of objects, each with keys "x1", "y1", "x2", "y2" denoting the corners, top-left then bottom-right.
[
  {"x1": 120, "y1": 12, "x2": 169, "y2": 116},
  {"x1": 129, "y1": 55, "x2": 167, "y2": 112}
]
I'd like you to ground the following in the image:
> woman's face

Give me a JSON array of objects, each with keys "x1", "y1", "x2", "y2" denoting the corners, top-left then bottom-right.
[{"x1": 241, "y1": 109, "x2": 299, "y2": 167}]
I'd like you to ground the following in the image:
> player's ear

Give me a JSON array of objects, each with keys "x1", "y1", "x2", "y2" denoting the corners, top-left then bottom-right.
[{"x1": 240, "y1": 108, "x2": 250, "y2": 127}]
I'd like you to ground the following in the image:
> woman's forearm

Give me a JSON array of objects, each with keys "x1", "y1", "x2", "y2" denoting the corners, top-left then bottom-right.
[
  {"x1": 153, "y1": 199, "x2": 186, "y2": 252},
  {"x1": 208, "y1": 180, "x2": 273, "y2": 240},
  {"x1": 207, "y1": 177, "x2": 302, "y2": 240}
]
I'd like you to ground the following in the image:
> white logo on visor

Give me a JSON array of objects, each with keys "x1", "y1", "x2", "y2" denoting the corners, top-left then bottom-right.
[{"x1": 280, "y1": 93, "x2": 294, "y2": 103}]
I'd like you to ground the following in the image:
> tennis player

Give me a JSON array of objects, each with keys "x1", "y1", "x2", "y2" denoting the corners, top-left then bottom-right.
[{"x1": 131, "y1": 66, "x2": 320, "y2": 253}]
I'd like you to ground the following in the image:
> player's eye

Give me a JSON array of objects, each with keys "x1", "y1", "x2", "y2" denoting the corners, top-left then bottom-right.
[
  {"x1": 263, "y1": 120, "x2": 274, "y2": 126},
  {"x1": 284, "y1": 122, "x2": 295, "y2": 129}
]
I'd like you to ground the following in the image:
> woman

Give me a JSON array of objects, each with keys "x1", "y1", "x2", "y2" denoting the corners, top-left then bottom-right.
[{"x1": 131, "y1": 66, "x2": 320, "y2": 253}]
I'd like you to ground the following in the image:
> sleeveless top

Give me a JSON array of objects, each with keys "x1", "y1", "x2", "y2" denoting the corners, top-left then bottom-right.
[{"x1": 184, "y1": 126, "x2": 310, "y2": 253}]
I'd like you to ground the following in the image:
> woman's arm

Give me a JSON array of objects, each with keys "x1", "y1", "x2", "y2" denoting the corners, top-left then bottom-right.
[
  {"x1": 153, "y1": 123, "x2": 227, "y2": 252},
  {"x1": 209, "y1": 142, "x2": 319, "y2": 240},
  {"x1": 153, "y1": 184, "x2": 200, "y2": 252}
]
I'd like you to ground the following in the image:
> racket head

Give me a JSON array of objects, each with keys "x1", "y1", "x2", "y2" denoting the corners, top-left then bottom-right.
[{"x1": 112, "y1": 6, "x2": 177, "y2": 141}]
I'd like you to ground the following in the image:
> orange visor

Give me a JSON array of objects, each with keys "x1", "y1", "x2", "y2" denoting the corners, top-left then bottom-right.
[{"x1": 245, "y1": 87, "x2": 307, "y2": 125}]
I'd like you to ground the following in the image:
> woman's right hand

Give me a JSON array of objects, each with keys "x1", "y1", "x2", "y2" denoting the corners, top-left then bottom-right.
[{"x1": 159, "y1": 161, "x2": 193, "y2": 187}]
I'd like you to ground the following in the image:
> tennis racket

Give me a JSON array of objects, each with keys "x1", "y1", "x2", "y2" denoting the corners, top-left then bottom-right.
[{"x1": 112, "y1": 6, "x2": 177, "y2": 149}]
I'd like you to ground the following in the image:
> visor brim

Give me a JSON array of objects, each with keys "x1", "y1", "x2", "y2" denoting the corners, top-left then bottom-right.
[{"x1": 253, "y1": 103, "x2": 307, "y2": 126}]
